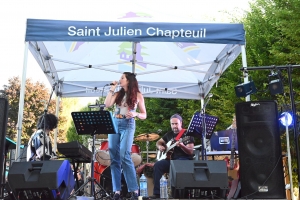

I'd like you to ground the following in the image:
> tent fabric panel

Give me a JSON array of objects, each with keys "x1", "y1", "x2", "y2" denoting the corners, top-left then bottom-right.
[
  {"x1": 60, "y1": 81, "x2": 202, "y2": 99},
  {"x1": 28, "y1": 40, "x2": 241, "y2": 100},
  {"x1": 26, "y1": 19, "x2": 245, "y2": 44}
]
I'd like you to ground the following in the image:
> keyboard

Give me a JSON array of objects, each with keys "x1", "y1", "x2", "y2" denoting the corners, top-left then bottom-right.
[{"x1": 57, "y1": 141, "x2": 92, "y2": 163}]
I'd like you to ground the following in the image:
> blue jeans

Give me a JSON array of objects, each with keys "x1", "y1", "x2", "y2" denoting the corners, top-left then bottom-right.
[{"x1": 108, "y1": 117, "x2": 138, "y2": 192}]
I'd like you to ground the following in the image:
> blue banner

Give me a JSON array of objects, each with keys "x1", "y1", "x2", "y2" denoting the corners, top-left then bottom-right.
[{"x1": 26, "y1": 19, "x2": 245, "y2": 44}]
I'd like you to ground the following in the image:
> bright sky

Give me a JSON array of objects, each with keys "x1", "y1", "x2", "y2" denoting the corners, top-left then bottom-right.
[{"x1": 0, "y1": 0, "x2": 251, "y2": 104}]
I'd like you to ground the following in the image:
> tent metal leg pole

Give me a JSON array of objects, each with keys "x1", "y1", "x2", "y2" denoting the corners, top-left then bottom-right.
[
  {"x1": 16, "y1": 42, "x2": 29, "y2": 162},
  {"x1": 241, "y1": 45, "x2": 251, "y2": 102},
  {"x1": 53, "y1": 96, "x2": 60, "y2": 152},
  {"x1": 131, "y1": 42, "x2": 137, "y2": 74}
]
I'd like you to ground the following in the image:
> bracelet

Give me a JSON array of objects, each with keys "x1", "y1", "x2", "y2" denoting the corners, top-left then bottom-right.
[
  {"x1": 109, "y1": 90, "x2": 114, "y2": 94},
  {"x1": 136, "y1": 113, "x2": 140, "y2": 118}
]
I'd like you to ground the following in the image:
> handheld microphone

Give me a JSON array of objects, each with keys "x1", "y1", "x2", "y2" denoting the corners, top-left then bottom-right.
[{"x1": 105, "y1": 82, "x2": 119, "y2": 86}]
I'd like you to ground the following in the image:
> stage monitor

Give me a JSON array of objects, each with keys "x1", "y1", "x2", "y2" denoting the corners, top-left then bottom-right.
[
  {"x1": 169, "y1": 160, "x2": 228, "y2": 199},
  {"x1": 8, "y1": 160, "x2": 74, "y2": 200}
]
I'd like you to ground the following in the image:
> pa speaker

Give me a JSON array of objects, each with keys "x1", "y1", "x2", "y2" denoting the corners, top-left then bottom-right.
[
  {"x1": 0, "y1": 98, "x2": 9, "y2": 183},
  {"x1": 235, "y1": 101, "x2": 285, "y2": 199},
  {"x1": 8, "y1": 160, "x2": 75, "y2": 200},
  {"x1": 169, "y1": 160, "x2": 228, "y2": 199},
  {"x1": 235, "y1": 81, "x2": 257, "y2": 97}
]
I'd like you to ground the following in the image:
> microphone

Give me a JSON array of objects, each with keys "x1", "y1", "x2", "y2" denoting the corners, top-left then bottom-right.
[{"x1": 106, "y1": 81, "x2": 119, "y2": 86}]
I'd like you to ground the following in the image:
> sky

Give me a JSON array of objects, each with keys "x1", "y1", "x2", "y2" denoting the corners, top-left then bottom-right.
[{"x1": 0, "y1": 0, "x2": 251, "y2": 105}]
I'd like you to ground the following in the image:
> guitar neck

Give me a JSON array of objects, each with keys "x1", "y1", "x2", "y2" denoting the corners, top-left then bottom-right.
[{"x1": 166, "y1": 142, "x2": 178, "y2": 152}]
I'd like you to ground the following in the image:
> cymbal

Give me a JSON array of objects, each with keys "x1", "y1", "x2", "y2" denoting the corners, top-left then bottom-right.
[
  {"x1": 148, "y1": 154, "x2": 157, "y2": 159},
  {"x1": 135, "y1": 133, "x2": 160, "y2": 141}
]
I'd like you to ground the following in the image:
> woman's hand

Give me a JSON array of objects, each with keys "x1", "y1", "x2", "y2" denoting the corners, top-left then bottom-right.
[
  {"x1": 110, "y1": 80, "x2": 118, "y2": 90},
  {"x1": 125, "y1": 111, "x2": 139, "y2": 118}
]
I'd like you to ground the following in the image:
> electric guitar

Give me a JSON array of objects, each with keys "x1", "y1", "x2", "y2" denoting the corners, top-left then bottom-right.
[
  {"x1": 156, "y1": 136, "x2": 191, "y2": 161},
  {"x1": 229, "y1": 117, "x2": 237, "y2": 170},
  {"x1": 226, "y1": 116, "x2": 240, "y2": 199}
]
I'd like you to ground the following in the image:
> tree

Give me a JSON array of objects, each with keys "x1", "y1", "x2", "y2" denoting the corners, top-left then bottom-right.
[{"x1": 2, "y1": 77, "x2": 67, "y2": 144}]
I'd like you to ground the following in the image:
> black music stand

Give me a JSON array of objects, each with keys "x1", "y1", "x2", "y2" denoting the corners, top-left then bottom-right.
[
  {"x1": 69, "y1": 110, "x2": 116, "y2": 200},
  {"x1": 186, "y1": 111, "x2": 218, "y2": 160}
]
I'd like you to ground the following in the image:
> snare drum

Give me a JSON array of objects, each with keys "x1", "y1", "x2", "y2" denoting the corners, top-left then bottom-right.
[
  {"x1": 96, "y1": 140, "x2": 111, "y2": 166},
  {"x1": 131, "y1": 144, "x2": 142, "y2": 167}
]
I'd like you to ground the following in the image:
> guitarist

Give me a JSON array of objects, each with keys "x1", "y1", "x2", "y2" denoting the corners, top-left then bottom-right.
[{"x1": 149, "y1": 114, "x2": 194, "y2": 199}]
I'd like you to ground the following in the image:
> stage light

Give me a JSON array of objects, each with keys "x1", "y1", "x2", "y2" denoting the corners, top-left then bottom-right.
[
  {"x1": 279, "y1": 112, "x2": 293, "y2": 126},
  {"x1": 269, "y1": 79, "x2": 284, "y2": 95},
  {"x1": 234, "y1": 80, "x2": 257, "y2": 98},
  {"x1": 268, "y1": 70, "x2": 284, "y2": 95}
]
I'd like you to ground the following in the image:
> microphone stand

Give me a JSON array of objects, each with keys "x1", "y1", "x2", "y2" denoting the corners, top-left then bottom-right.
[
  {"x1": 42, "y1": 83, "x2": 56, "y2": 161},
  {"x1": 200, "y1": 94, "x2": 212, "y2": 160}
]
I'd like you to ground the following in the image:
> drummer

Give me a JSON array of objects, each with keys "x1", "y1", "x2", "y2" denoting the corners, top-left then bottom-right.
[{"x1": 149, "y1": 114, "x2": 194, "y2": 199}]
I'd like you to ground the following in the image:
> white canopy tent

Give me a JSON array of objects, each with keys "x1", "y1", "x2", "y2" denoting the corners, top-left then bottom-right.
[{"x1": 15, "y1": 17, "x2": 247, "y2": 160}]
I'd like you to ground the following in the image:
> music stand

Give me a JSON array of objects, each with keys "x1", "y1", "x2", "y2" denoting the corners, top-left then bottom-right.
[
  {"x1": 69, "y1": 110, "x2": 116, "y2": 200},
  {"x1": 186, "y1": 111, "x2": 218, "y2": 160}
]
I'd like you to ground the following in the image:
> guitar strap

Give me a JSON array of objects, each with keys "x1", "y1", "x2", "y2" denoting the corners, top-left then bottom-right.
[{"x1": 175, "y1": 129, "x2": 186, "y2": 141}]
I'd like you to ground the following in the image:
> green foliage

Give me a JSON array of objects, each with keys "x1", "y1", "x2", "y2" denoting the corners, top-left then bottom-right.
[
  {"x1": 2, "y1": 77, "x2": 62, "y2": 144},
  {"x1": 65, "y1": 105, "x2": 91, "y2": 146}
]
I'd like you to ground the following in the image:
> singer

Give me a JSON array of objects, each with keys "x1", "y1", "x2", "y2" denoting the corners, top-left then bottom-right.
[{"x1": 104, "y1": 72, "x2": 147, "y2": 200}]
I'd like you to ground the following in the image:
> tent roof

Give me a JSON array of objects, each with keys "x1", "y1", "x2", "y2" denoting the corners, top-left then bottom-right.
[{"x1": 26, "y1": 18, "x2": 245, "y2": 100}]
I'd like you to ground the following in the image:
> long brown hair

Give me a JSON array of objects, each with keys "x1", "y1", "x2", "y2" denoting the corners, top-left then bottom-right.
[{"x1": 115, "y1": 72, "x2": 140, "y2": 109}]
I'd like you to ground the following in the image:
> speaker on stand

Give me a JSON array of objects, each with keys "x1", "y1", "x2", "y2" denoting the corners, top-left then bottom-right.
[{"x1": 235, "y1": 101, "x2": 285, "y2": 199}]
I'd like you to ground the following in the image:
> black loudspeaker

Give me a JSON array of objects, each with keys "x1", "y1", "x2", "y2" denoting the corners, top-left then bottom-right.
[
  {"x1": 169, "y1": 160, "x2": 228, "y2": 199},
  {"x1": 235, "y1": 81, "x2": 257, "y2": 97},
  {"x1": 235, "y1": 101, "x2": 285, "y2": 199},
  {"x1": 0, "y1": 98, "x2": 9, "y2": 185},
  {"x1": 269, "y1": 79, "x2": 284, "y2": 95},
  {"x1": 8, "y1": 160, "x2": 75, "y2": 200}
]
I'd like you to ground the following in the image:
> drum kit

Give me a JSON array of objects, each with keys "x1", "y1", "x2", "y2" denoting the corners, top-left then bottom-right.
[{"x1": 93, "y1": 132, "x2": 160, "y2": 197}]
